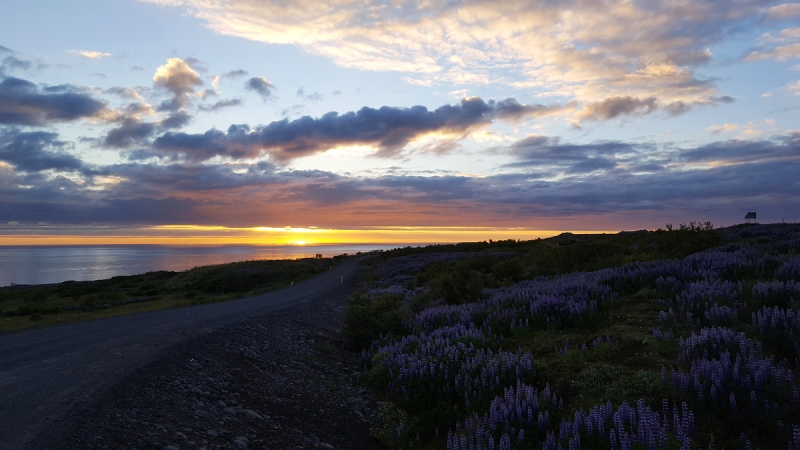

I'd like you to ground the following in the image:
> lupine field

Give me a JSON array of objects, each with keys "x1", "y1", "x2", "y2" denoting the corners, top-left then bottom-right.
[{"x1": 344, "y1": 223, "x2": 800, "y2": 449}]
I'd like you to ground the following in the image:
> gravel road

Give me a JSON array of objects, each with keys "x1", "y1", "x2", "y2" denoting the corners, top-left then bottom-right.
[{"x1": 0, "y1": 257, "x2": 374, "y2": 450}]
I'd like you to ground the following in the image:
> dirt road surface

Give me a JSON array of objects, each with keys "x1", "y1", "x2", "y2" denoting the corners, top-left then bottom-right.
[{"x1": 0, "y1": 257, "x2": 365, "y2": 450}]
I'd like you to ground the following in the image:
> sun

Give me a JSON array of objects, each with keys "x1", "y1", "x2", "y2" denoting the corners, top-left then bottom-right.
[{"x1": 295, "y1": 240, "x2": 306, "y2": 245}]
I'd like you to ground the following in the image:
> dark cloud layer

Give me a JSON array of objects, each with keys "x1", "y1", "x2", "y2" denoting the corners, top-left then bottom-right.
[
  {"x1": 3, "y1": 132, "x2": 800, "y2": 228},
  {"x1": 103, "y1": 119, "x2": 157, "y2": 148},
  {"x1": 152, "y1": 97, "x2": 569, "y2": 161},
  {"x1": 161, "y1": 110, "x2": 192, "y2": 129},
  {"x1": 0, "y1": 129, "x2": 83, "y2": 171},
  {"x1": 681, "y1": 133, "x2": 800, "y2": 164},
  {"x1": 506, "y1": 136, "x2": 639, "y2": 173},
  {"x1": 104, "y1": 111, "x2": 193, "y2": 148},
  {"x1": 0, "y1": 193, "x2": 201, "y2": 225},
  {"x1": 0, "y1": 77, "x2": 107, "y2": 126}
]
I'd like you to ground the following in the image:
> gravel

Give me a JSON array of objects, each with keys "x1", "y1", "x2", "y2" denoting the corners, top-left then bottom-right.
[{"x1": 33, "y1": 281, "x2": 383, "y2": 450}]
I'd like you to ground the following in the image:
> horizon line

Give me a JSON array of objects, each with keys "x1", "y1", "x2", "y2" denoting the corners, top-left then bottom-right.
[{"x1": 0, "y1": 226, "x2": 619, "y2": 246}]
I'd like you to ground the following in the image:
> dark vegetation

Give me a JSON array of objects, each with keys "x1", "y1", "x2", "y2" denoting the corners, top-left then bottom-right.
[
  {"x1": 344, "y1": 223, "x2": 800, "y2": 449},
  {"x1": 0, "y1": 254, "x2": 350, "y2": 331},
  {"x1": 345, "y1": 222, "x2": 724, "y2": 351}
]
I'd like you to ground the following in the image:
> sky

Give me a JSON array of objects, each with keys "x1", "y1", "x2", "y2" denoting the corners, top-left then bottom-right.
[{"x1": 0, "y1": 0, "x2": 799, "y2": 245}]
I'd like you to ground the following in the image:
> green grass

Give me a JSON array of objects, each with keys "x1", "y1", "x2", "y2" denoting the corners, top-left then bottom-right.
[{"x1": 0, "y1": 254, "x2": 351, "y2": 332}]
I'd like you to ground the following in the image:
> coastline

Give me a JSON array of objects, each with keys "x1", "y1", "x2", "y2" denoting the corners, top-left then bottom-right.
[{"x1": 0, "y1": 244, "x2": 401, "y2": 287}]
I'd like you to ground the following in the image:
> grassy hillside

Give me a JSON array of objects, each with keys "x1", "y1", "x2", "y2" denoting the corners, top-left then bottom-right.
[
  {"x1": 346, "y1": 223, "x2": 800, "y2": 449},
  {"x1": 0, "y1": 254, "x2": 351, "y2": 332}
]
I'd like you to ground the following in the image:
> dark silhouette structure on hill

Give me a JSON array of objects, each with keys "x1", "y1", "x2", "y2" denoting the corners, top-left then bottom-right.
[{"x1": 745, "y1": 212, "x2": 757, "y2": 224}]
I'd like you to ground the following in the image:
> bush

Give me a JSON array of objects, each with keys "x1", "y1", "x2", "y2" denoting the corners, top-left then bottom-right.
[{"x1": 343, "y1": 293, "x2": 408, "y2": 350}]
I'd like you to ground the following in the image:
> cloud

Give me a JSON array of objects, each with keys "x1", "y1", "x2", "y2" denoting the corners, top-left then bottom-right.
[
  {"x1": 297, "y1": 87, "x2": 324, "y2": 101},
  {"x1": 707, "y1": 123, "x2": 739, "y2": 134},
  {"x1": 745, "y1": 24, "x2": 800, "y2": 61},
  {"x1": 680, "y1": 134, "x2": 800, "y2": 164},
  {"x1": 245, "y1": 76, "x2": 274, "y2": 98},
  {"x1": 183, "y1": 57, "x2": 208, "y2": 73},
  {"x1": 576, "y1": 97, "x2": 657, "y2": 122},
  {"x1": 104, "y1": 86, "x2": 145, "y2": 100},
  {"x1": 153, "y1": 58, "x2": 203, "y2": 111},
  {"x1": 103, "y1": 109, "x2": 193, "y2": 148},
  {"x1": 492, "y1": 98, "x2": 575, "y2": 121},
  {"x1": 505, "y1": 136, "x2": 638, "y2": 174},
  {"x1": 146, "y1": 0, "x2": 759, "y2": 115},
  {"x1": 0, "y1": 190, "x2": 202, "y2": 226},
  {"x1": 766, "y1": 3, "x2": 800, "y2": 18},
  {"x1": 1, "y1": 55, "x2": 33, "y2": 73},
  {"x1": 199, "y1": 99, "x2": 242, "y2": 112},
  {"x1": 739, "y1": 129, "x2": 764, "y2": 139},
  {"x1": 0, "y1": 45, "x2": 13, "y2": 53},
  {"x1": 197, "y1": 88, "x2": 218, "y2": 99},
  {"x1": 151, "y1": 97, "x2": 569, "y2": 161},
  {"x1": 68, "y1": 50, "x2": 113, "y2": 59},
  {"x1": 0, "y1": 128, "x2": 83, "y2": 172},
  {"x1": 780, "y1": 28, "x2": 800, "y2": 40},
  {"x1": 280, "y1": 104, "x2": 305, "y2": 117},
  {"x1": 223, "y1": 69, "x2": 248, "y2": 78},
  {"x1": 572, "y1": 94, "x2": 731, "y2": 125},
  {"x1": 789, "y1": 80, "x2": 800, "y2": 94},
  {"x1": 122, "y1": 102, "x2": 156, "y2": 119},
  {"x1": 5, "y1": 129, "x2": 800, "y2": 229},
  {"x1": 745, "y1": 43, "x2": 800, "y2": 61},
  {"x1": 0, "y1": 76, "x2": 109, "y2": 126},
  {"x1": 103, "y1": 119, "x2": 158, "y2": 148},
  {"x1": 160, "y1": 110, "x2": 192, "y2": 129}
]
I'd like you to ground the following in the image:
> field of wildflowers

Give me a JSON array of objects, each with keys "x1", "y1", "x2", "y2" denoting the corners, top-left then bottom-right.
[{"x1": 347, "y1": 224, "x2": 800, "y2": 449}]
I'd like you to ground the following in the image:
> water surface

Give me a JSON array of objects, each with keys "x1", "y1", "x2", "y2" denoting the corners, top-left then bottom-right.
[{"x1": 0, "y1": 244, "x2": 400, "y2": 286}]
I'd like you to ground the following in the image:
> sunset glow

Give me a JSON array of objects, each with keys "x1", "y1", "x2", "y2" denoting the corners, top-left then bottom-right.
[
  {"x1": 1, "y1": 1, "x2": 799, "y2": 245},
  {"x1": 0, "y1": 226, "x2": 606, "y2": 246}
]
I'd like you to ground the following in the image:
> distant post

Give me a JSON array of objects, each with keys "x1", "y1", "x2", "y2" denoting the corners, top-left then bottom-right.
[{"x1": 745, "y1": 212, "x2": 757, "y2": 224}]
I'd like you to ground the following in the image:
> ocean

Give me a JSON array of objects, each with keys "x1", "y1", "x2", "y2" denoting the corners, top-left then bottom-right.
[{"x1": 0, "y1": 244, "x2": 402, "y2": 286}]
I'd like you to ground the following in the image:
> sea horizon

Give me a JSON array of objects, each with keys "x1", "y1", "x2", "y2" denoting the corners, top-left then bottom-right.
[{"x1": 0, "y1": 243, "x2": 409, "y2": 287}]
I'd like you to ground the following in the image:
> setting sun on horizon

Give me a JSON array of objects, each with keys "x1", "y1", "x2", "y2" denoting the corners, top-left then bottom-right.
[{"x1": 0, "y1": 225, "x2": 617, "y2": 246}]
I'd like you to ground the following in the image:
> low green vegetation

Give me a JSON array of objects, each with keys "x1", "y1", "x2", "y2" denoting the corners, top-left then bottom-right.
[
  {"x1": 0, "y1": 255, "x2": 348, "y2": 332},
  {"x1": 346, "y1": 223, "x2": 800, "y2": 449},
  {"x1": 345, "y1": 222, "x2": 724, "y2": 350}
]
